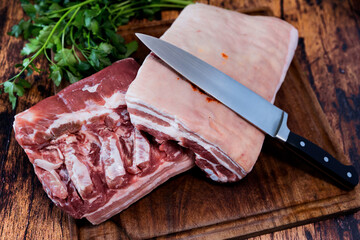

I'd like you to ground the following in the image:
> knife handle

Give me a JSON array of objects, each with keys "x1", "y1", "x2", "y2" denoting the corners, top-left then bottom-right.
[{"x1": 286, "y1": 131, "x2": 359, "y2": 189}]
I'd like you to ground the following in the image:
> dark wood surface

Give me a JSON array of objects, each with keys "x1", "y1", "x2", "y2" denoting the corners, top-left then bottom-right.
[{"x1": 1, "y1": 0, "x2": 359, "y2": 239}]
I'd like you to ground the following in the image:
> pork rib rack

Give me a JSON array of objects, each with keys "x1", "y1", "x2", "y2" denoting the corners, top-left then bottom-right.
[{"x1": 13, "y1": 59, "x2": 194, "y2": 224}]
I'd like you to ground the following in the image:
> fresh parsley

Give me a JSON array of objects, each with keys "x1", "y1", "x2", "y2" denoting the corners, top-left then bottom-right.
[{"x1": 4, "y1": 0, "x2": 193, "y2": 109}]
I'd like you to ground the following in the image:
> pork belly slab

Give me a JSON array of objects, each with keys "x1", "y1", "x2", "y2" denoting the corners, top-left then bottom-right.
[
  {"x1": 13, "y1": 59, "x2": 194, "y2": 224},
  {"x1": 126, "y1": 4, "x2": 298, "y2": 182}
]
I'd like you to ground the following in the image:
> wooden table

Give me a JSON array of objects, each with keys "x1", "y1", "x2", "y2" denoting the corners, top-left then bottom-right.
[{"x1": 0, "y1": 0, "x2": 359, "y2": 239}]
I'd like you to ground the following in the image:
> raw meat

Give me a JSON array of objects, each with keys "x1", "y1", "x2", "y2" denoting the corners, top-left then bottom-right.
[
  {"x1": 13, "y1": 59, "x2": 195, "y2": 224},
  {"x1": 126, "y1": 4, "x2": 298, "y2": 182}
]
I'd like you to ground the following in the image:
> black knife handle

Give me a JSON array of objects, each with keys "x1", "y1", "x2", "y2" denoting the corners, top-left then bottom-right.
[{"x1": 286, "y1": 131, "x2": 359, "y2": 189}]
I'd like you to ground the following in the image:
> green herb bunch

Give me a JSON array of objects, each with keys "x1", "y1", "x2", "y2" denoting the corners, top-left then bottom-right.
[{"x1": 4, "y1": 0, "x2": 193, "y2": 109}]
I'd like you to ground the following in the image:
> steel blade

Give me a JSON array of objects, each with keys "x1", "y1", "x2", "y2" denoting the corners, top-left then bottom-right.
[{"x1": 136, "y1": 33, "x2": 289, "y2": 140}]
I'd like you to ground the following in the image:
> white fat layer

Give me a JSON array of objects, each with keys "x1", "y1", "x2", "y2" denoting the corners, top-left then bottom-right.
[
  {"x1": 126, "y1": 100, "x2": 247, "y2": 179},
  {"x1": 103, "y1": 91, "x2": 126, "y2": 109},
  {"x1": 46, "y1": 107, "x2": 113, "y2": 135},
  {"x1": 84, "y1": 157, "x2": 194, "y2": 224},
  {"x1": 79, "y1": 130, "x2": 101, "y2": 147},
  {"x1": 133, "y1": 129, "x2": 150, "y2": 167},
  {"x1": 107, "y1": 112, "x2": 120, "y2": 121},
  {"x1": 82, "y1": 83, "x2": 100, "y2": 93},
  {"x1": 64, "y1": 150, "x2": 93, "y2": 197},
  {"x1": 210, "y1": 174, "x2": 219, "y2": 181},
  {"x1": 130, "y1": 111, "x2": 233, "y2": 169},
  {"x1": 87, "y1": 196, "x2": 100, "y2": 204},
  {"x1": 19, "y1": 109, "x2": 37, "y2": 122},
  {"x1": 127, "y1": 97, "x2": 174, "y2": 123},
  {"x1": 34, "y1": 159, "x2": 63, "y2": 171},
  {"x1": 48, "y1": 170, "x2": 68, "y2": 199},
  {"x1": 100, "y1": 136, "x2": 125, "y2": 183},
  {"x1": 130, "y1": 113, "x2": 243, "y2": 178},
  {"x1": 198, "y1": 156, "x2": 227, "y2": 182},
  {"x1": 24, "y1": 149, "x2": 34, "y2": 154},
  {"x1": 204, "y1": 168, "x2": 219, "y2": 181},
  {"x1": 35, "y1": 167, "x2": 68, "y2": 199},
  {"x1": 57, "y1": 92, "x2": 69, "y2": 106},
  {"x1": 46, "y1": 145, "x2": 64, "y2": 159},
  {"x1": 40, "y1": 167, "x2": 68, "y2": 199},
  {"x1": 27, "y1": 132, "x2": 36, "y2": 141},
  {"x1": 13, "y1": 110, "x2": 37, "y2": 139},
  {"x1": 173, "y1": 151, "x2": 181, "y2": 158},
  {"x1": 65, "y1": 135, "x2": 77, "y2": 144}
]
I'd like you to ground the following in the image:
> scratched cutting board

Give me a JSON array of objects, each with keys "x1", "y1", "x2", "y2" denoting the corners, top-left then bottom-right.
[{"x1": 70, "y1": 8, "x2": 360, "y2": 240}]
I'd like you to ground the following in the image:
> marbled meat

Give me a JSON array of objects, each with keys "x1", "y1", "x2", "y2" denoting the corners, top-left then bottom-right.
[{"x1": 13, "y1": 59, "x2": 195, "y2": 224}]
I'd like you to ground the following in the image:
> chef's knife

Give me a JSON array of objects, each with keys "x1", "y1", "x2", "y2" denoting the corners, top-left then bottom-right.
[{"x1": 136, "y1": 33, "x2": 359, "y2": 190}]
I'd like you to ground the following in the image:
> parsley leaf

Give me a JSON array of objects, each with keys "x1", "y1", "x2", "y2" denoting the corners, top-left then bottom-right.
[
  {"x1": 98, "y1": 42, "x2": 113, "y2": 54},
  {"x1": 124, "y1": 41, "x2": 138, "y2": 58},
  {"x1": 9, "y1": 24, "x2": 22, "y2": 37},
  {"x1": 21, "y1": 2, "x2": 37, "y2": 19},
  {"x1": 54, "y1": 49, "x2": 77, "y2": 67},
  {"x1": 66, "y1": 70, "x2": 80, "y2": 84},
  {"x1": 21, "y1": 38, "x2": 40, "y2": 55},
  {"x1": 3, "y1": 0, "x2": 194, "y2": 109},
  {"x1": 4, "y1": 82, "x2": 17, "y2": 109},
  {"x1": 50, "y1": 65, "x2": 62, "y2": 86}
]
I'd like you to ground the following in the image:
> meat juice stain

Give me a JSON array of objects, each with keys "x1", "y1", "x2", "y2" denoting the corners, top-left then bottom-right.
[
  {"x1": 221, "y1": 52, "x2": 228, "y2": 59},
  {"x1": 189, "y1": 78, "x2": 219, "y2": 104},
  {"x1": 206, "y1": 97, "x2": 219, "y2": 103},
  {"x1": 190, "y1": 83, "x2": 206, "y2": 95},
  {"x1": 190, "y1": 83, "x2": 197, "y2": 91},
  {"x1": 190, "y1": 83, "x2": 219, "y2": 103}
]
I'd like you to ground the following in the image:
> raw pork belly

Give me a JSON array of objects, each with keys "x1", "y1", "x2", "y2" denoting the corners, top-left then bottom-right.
[
  {"x1": 126, "y1": 4, "x2": 298, "y2": 182},
  {"x1": 13, "y1": 59, "x2": 194, "y2": 224}
]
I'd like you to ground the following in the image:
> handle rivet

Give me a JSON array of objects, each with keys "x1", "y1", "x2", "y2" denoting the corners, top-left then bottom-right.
[
  {"x1": 300, "y1": 141, "x2": 305, "y2": 147},
  {"x1": 324, "y1": 157, "x2": 329, "y2": 162},
  {"x1": 347, "y1": 172, "x2": 352, "y2": 178}
]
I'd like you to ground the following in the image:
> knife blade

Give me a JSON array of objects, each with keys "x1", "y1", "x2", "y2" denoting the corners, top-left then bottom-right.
[{"x1": 136, "y1": 33, "x2": 359, "y2": 189}]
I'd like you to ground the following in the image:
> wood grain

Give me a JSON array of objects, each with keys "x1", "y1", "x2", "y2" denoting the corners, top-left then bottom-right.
[
  {"x1": 249, "y1": 0, "x2": 360, "y2": 239},
  {"x1": 0, "y1": 1, "x2": 71, "y2": 240},
  {"x1": 73, "y1": 57, "x2": 359, "y2": 239},
  {"x1": 0, "y1": 0, "x2": 359, "y2": 239},
  {"x1": 73, "y1": 6, "x2": 360, "y2": 240}
]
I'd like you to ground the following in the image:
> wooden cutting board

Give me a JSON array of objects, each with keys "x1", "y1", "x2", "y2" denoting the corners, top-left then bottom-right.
[
  {"x1": 69, "y1": 8, "x2": 360, "y2": 240},
  {"x1": 0, "y1": 4, "x2": 358, "y2": 239}
]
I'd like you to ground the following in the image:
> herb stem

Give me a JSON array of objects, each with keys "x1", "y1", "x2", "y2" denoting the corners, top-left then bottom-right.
[
  {"x1": 61, "y1": 5, "x2": 81, "y2": 69},
  {"x1": 44, "y1": 49, "x2": 55, "y2": 65},
  {"x1": 70, "y1": 26, "x2": 92, "y2": 68},
  {"x1": 46, "y1": 0, "x2": 96, "y2": 15},
  {"x1": 109, "y1": 0, "x2": 132, "y2": 14},
  {"x1": 72, "y1": 45, "x2": 81, "y2": 62},
  {"x1": 59, "y1": 7, "x2": 81, "y2": 37},
  {"x1": 4, "y1": 6, "x2": 79, "y2": 85}
]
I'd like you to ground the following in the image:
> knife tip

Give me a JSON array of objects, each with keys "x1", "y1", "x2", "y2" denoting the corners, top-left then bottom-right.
[
  {"x1": 135, "y1": 33, "x2": 156, "y2": 42},
  {"x1": 135, "y1": 33, "x2": 146, "y2": 39}
]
